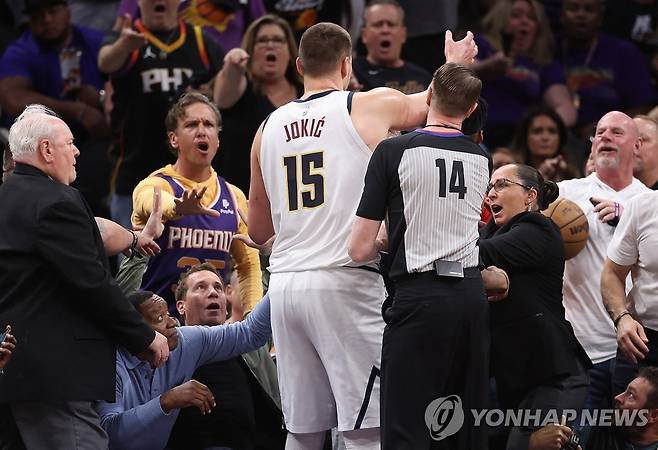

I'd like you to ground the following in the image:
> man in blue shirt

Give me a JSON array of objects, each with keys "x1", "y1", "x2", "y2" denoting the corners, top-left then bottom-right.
[{"x1": 95, "y1": 267, "x2": 271, "y2": 450}]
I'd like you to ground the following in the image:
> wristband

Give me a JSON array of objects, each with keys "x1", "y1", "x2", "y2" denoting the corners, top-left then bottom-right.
[
  {"x1": 128, "y1": 229, "x2": 138, "y2": 258},
  {"x1": 614, "y1": 311, "x2": 632, "y2": 328}
]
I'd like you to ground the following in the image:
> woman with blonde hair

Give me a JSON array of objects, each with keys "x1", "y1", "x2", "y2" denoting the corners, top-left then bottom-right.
[
  {"x1": 213, "y1": 14, "x2": 303, "y2": 194},
  {"x1": 472, "y1": 0, "x2": 576, "y2": 148}
]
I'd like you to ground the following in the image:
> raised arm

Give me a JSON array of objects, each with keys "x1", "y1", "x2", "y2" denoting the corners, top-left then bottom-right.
[
  {"x1": 196, "y1": 294, "x2": 271, "y2": 367},
  {"x1": 96, "y1": 187, "x2": 163, "y2": 256},
  {"x1": 213, "y1": 48, "x2": 249, "y2": 109},
  {"x1": 351, "y1": 30, "x2": 479, "y2": 149},
  {"x1": 98, "y1": 14, "x2": 147, "y2": 74}
]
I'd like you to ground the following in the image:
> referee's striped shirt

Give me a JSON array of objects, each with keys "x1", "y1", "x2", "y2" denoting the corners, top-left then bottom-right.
[{"x1": 356, "y1": 130, "x2": 491, "y2": 279}]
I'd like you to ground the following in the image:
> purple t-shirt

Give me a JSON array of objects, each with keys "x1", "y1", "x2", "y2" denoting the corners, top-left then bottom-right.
[
  {"x1": 117, "y1": 0, "x2": 266, "y2": 51},
  {"x1": 558, "y1": 32, "x2": 657, "y2": 128},
  {"x1": 0, "y1": 25, "x2": 104, "y2": 119},
  {"x1": 475, "y1": 34, "x2": 566, "y2": 128}
]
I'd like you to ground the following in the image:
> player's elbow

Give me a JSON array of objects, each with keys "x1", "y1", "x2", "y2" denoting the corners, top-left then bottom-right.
[
  {"x1": 348, "y1": 242, "x2": 370, "y2": 263},
  {"x1": 248, "y1": 228, "x2": 271, "y2": 246}
]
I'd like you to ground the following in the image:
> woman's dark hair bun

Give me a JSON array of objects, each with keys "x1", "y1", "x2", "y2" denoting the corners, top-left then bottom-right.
[{"x1": 539, "y1": 180, "x2": 559, "y2": 210}]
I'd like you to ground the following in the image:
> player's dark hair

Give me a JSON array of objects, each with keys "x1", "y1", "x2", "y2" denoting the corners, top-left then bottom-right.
[{"x1": 299, "y1": 23, "x2": 352, "y2": 78}]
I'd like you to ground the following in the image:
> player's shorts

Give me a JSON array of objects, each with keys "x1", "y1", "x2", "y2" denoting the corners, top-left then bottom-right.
[{"x1": 269, "y1": 267, "x2": 386, "y2": 433}]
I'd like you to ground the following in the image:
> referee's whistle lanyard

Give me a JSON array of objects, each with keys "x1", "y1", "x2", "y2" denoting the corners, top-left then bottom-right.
[{"x1": 424, "y1": 124, "x2": 462, "y2": 133}]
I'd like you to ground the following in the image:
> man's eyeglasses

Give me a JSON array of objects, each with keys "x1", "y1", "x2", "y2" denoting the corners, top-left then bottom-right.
[
  {"x1": 255, "y1": 36, "x2": 286, "y2": 47},
  {"x1": 486, "y1": 178, "x2": 532, "y2": 193}
]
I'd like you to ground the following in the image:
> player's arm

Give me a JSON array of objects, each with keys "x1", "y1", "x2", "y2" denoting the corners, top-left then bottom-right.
[
  {"x1": 228, "y1": 184, "x2": 263, "y2": 313},
  {"x1": 351, "y1": 31, "x2": 478, "y2": 148},
  {"x1": 248, "y1": 123, "x2": 275, "y2": 245},
  {"x1": 349, "y1": 218, "x2": 385, "y2": 263}
]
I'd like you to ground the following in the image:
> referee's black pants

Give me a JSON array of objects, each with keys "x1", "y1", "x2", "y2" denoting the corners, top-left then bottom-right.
[{"x1": 381, "y1": 270, "x2": 490, "y2": 450}]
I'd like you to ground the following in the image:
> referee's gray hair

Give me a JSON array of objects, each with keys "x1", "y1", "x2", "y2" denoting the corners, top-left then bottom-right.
[{"x1": 8, "y1": 104, "x2": 61, "y2": 159}]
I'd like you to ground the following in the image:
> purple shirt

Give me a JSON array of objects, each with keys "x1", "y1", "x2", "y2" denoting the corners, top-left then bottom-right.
[
  {"x1": 0, "y1": 25, "x2": 104, "y2": 119},
  {"x1": 475, "y1": 34, "x2": 566, "y2": 128},
  {"x1": 558, "y1": 32, "x2": 657, "y2": 127},
  {"x1": 142, "y1": 173, "x2": 238, "y2": 317},
  {"x1": 117, "y1": 0, "x2": 266, "y2": 51}
]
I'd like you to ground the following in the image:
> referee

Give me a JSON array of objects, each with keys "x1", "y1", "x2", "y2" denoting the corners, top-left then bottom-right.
[{"x1": 349, "y1": 62, "x2": 491, "y2": 449}]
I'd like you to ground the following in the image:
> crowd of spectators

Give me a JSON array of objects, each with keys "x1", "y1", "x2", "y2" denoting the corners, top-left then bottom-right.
[{"x1": 3, "y1": 0, "x2": 658, "y2": 449}]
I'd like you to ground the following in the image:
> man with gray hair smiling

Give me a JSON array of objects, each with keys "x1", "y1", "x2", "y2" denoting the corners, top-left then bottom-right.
[{"x1": 0, "y1": 104, "x2": 170, "y2": 449}]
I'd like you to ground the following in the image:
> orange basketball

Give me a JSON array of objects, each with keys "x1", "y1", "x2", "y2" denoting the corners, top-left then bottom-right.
[
  {"x1": 541, "y1": 197, "x2": 589, "y2": 260},
  {"x1": 196, "y1": 0, "x2": 229, "y2": 24}
]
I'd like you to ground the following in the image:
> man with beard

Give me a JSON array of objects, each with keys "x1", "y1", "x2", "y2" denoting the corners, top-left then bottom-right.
[
  {"x1": 558, "y1": 111, "x2": 650, "y2": 411},
  {"x1": 0, "y1": 0, "x2": 112, "y2": 214}
]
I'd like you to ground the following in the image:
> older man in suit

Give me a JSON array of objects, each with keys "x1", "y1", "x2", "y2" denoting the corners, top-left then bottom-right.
[{"x1": 0, "y1": 104, "x2": 170, "y2": 449}]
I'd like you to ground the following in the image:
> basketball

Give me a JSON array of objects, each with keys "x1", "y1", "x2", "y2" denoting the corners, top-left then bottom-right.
[
  {"x1": 541, "y1": 197, "x2": 589, "y2": 260},
  {"x1": 196, "y1": 0, "x2": 230, "y2": 25}
]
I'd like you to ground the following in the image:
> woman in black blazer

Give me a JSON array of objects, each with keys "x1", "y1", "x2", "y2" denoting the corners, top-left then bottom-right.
[{"x1": 479, "y1": 164, "x2": 591, "y2": 450}]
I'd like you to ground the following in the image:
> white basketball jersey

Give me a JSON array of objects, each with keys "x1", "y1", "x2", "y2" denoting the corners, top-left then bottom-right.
[{"x1": 260, "y1": 90, "x2": 372, "y2": 273}]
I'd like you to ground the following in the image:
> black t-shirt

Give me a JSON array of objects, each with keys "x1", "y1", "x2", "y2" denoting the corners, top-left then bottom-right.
[
  {"x1": 603, "y1": 0, "x2": 658, "y2": 62},
  {"x1": 216, "y1": 80, "x2": 302, "y2": 194},
  {"x1": 352, "y1": 56, "x2": 432, "y2": 94},
  {"x1": 357, "y1": 130, "x2": 491, "y2": 279},
  {"x1": 107, "y1": 22, "x2": 223, "y2": 195},
  {"x1": 168, "y1": 357, "x2": 256, "y2": 450}
]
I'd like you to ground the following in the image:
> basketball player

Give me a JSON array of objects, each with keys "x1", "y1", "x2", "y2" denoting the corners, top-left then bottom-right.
[
  {"x1": 248, "y1": 23, "x2": 478, "y2": 449},
  {"x1": 350, "y1": 63, "x2": 489, "y2": 449},
  {"x1": 132, "y1": 92, "x2": 262, "y2": 318}
]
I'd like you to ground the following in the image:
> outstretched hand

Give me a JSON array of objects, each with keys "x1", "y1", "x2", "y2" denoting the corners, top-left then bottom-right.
[
  {"x1": 117, "y1": 14, "x2": 147, "y2": 53},
  {"x1": 174, "y1": 187, "x2": 221, "y2": 218},
  {"x1": 232, "y1": 207, "x2": 274, "y2": 255},
  {"x1": 445, "y1": 30, "x2": 478, "y2": 65},
  {"x1": 136, "y1": 186, "x2": 164, "y2": 256}
]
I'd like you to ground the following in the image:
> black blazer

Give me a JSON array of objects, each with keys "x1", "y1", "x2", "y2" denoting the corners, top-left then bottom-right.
[
  {"x1": 0, "y1": 164, "x2": 154, "y2": 402},
  {"x1": 478, "y1": 212, "x2": 591, "y2": 404}
]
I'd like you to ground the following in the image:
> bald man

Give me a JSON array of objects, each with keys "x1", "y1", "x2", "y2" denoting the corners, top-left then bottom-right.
[{"x1": 558, "y1": 111, "x2": 650, "y2": 411}]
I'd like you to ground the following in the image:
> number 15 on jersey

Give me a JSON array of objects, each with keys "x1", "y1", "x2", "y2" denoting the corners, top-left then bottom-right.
[{"x1": 283, "y1": 151, "x2": 325, "y2": 211}]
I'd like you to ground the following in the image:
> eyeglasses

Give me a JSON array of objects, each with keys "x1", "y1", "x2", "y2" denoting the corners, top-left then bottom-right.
[
  {"x1": 255, "y1": 36, "x2": 286, "y2": 47},
  {"x1": 486, "y1": 178, "x2": 531, "y2": 193}
]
